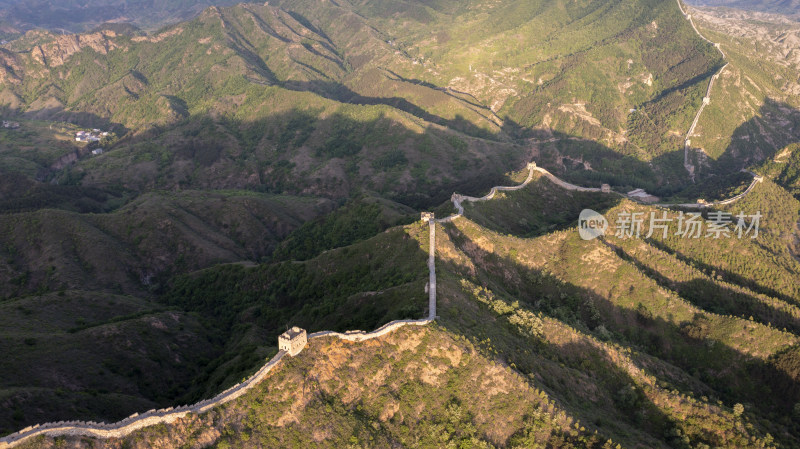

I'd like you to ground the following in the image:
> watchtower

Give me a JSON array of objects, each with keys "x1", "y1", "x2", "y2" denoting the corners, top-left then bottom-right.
[
  {"x1": 601, "y1": 184, "x2": 611, "y2": 193},
  {"x1": 278, "y1": 327, "x2": 307, "y2": 356},
  {"x1": 421, "y1": 212, "x2": 435, "y2": 222}
]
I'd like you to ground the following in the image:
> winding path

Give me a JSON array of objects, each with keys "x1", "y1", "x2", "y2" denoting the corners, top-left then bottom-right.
[
  {"x1": 0, "y1": 317, "x2": 436, "y2": 448},
  {"x1": 0, "y1": 3, "x2": 763, "y2": 447},
  {"x1": 436, "y1": 162, "x2": 545, "y2": 223},
  {"x1": 676, "y1": 0, "x2": 729, "y2": 179},
  {"x1": 440, "y1": 162, "x2": 761, "y2": 221},
  {"x1": 0, "y1": 157, "x2": 764, "y2": 448},
  {"x1": 655, "y1": 170, "x2": 764, "y2": 209}
]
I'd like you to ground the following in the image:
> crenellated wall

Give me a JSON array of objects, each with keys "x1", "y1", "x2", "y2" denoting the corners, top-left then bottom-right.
[
  {"x1": 0, "y1": 105, "x2": 764, "y2": 448},
  {"x1": 676, "y1": 0, "x2": 729, "y2": 179},
  {"x1": 0, "y1": 220, "x2": 440, "y2": 449}
]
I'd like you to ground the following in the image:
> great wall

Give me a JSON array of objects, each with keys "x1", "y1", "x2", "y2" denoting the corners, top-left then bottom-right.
[
  {"x1": 0, "y1": 164, "x2": 765, "y2": 449},
  {"x1": 0, "y1": 207, "x2": 439, "y2": 448},
  {"x1": 676, "y1": 0, "x2": 729, "y2": 180},
  {"x1": 0, "y1": 3, "x2": 766, "y2": 446}
]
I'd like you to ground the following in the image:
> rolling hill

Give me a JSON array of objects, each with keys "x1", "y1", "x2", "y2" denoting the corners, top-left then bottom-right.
[
  {"x1": 0, "y1": 0, "x2": 799, "y2": 446},
  {"x1": 0, "y1": 0, "x2": 731, "y2": 198},
  {"x1": 12, "y1": 165, "x2": 800, "y2": 448}
]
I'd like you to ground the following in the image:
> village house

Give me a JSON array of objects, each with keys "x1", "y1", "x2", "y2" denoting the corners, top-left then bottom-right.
[
  {"x1": 92, "y1": 148, "x2": 104, "y2": 155},
  {"x1": 2, "y1": 120, "x2": 20, "y2": 129},
  {"x1": 278, "y1": 327, "x2": 307, "y2": 356},
  {"x1": 75, "y1": 129, "x2": 105, "y2": 142}
]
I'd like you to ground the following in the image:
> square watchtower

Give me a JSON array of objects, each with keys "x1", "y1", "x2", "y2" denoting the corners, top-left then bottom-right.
[{"x1": 278, "y1": 327, "x2": 307, "y2": 356}]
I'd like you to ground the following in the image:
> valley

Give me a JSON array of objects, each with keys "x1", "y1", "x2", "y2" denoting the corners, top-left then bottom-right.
[{"x1": 0, "y1": 0, "x2": 798, "y2": 447}]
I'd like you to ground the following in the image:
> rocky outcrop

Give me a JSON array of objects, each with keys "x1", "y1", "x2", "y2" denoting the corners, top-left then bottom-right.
[
  {"x1": 0, "y1": 49, "x2": 22, "y2": 85},
  {"x1": 32, "y1": 31, "x2": 120, "y2": 67}
]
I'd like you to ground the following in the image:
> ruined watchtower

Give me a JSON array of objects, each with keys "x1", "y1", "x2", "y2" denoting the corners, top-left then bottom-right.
[
  {"x1": 278, "y1": 327, "x2": 307, "y2": 356},
  {"x1": 421, "y1": 212, "x2": 435, "y2": 223},
  {"x1": 601, "y1": 184, "x2": 611, "y2": 193}
]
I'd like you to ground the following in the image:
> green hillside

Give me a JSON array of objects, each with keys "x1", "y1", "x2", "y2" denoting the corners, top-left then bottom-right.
[
  {"x1": 18, "y1": 174, "x2": 800, "y2": 447},
  {"x1": 0, "y1": 0, "x2": 729, "y2": 197},
  {"x1": 686, "y1": 7, "x2": 800, "y2": 175},
  {"x1": 0, "y1": 222, "x2": 430, "y2": 434},
  {"x1": 0, "y1": 0, "x2": 799, "y2": 446}
]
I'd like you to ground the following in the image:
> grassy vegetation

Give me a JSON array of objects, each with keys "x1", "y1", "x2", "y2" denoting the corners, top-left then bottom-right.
[
  {"x1": 159, "y1": 225, "x2": 429, "y2": 400},
  {"x1": 0, "y1": 0, "x2": 734, "y2": 199},
  {"x1": 0, "y1": 190, "x2": 334, "y2": 300},
  {"x1": 432, "y1": 175, "x2": 800, "y2": 446},
  {"x1": 462, "y1": 174, "x2": 621, "y2": 238},
  {"x1": 20, "y1": 326, "x2": 612, "y2": 449},
  {"x1": 20, "y1": 181, "x2": 799, "y2": 446},
  {"x1": 0, "y1": 290, "x2": 216, "y2": 436},
  {"x1": 685, "y1": 11, "x2": 800, "y2": 176},
  {"x1": 0, "y1": 0, "x2": 798, "y2": 445},
  {"x1": 0, "y1": 222, "x2": 430, "y2": 434},
  {"x1": 272, "y1": 196, "x2": 416, "y2": 261},
  {"x1": 760, "y1": 143, "x2": 800, "y2": 199}
]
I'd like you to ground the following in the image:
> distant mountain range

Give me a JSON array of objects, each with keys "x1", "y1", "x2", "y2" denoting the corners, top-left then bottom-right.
[
  {"x1": 0, "y1": 0, "x2": 241, "y2": 33},
  {"x1": 0, "y1": 0, "x2": 798, "y2": 445},
  {"x1": 687, "y1": 0, "x2": 800, "y2": 17}
]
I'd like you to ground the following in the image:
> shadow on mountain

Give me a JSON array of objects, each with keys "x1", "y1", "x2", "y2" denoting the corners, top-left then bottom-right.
[
  {"x1": 440, "y1": 222, "x2": 800, "y2": 445},
  {"x1": 458, "y1": 176, "x2": 623, "y2": 238},
  {"x1": 602, "y1": 237, "x2": 800, "y2": 333},
  {"x1": 0, "y1": 172, "x2": 127, "y2": 214},
  {"x1": 382, "y1": 68, "x2": 501, "y2": 116},
  {"x1": 281, "y1": 79, "x2": 504, "y2": 140},
  {"x1": 438, "y1": 278, "x2": 679, "y2": 447},
  {"x1": 649, "y1": 64, "x2": 725, "y2": 104},
  {"x1": 16, "y1": 107, "x2": 129, "y2": 136},
  {"x1": 64, "y1": 108, "x2": 528, "y2": 210},
  {"x1": 645, "y1": 237, "x2": 800, "y2": 307},
  {"x1": 697, "y1": 98, "x2": 800, "y2": 175},
  {"x1": 0, "y1": 225, "x2": 432, "y2": 436},
  {"x1": 521, "y1": 130, "x2": 692, "y2": 196}
]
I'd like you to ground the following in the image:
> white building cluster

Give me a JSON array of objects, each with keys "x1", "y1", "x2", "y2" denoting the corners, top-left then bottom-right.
[{"x1": 75, "y1": 129, "x2": 109, "y2": 142}]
